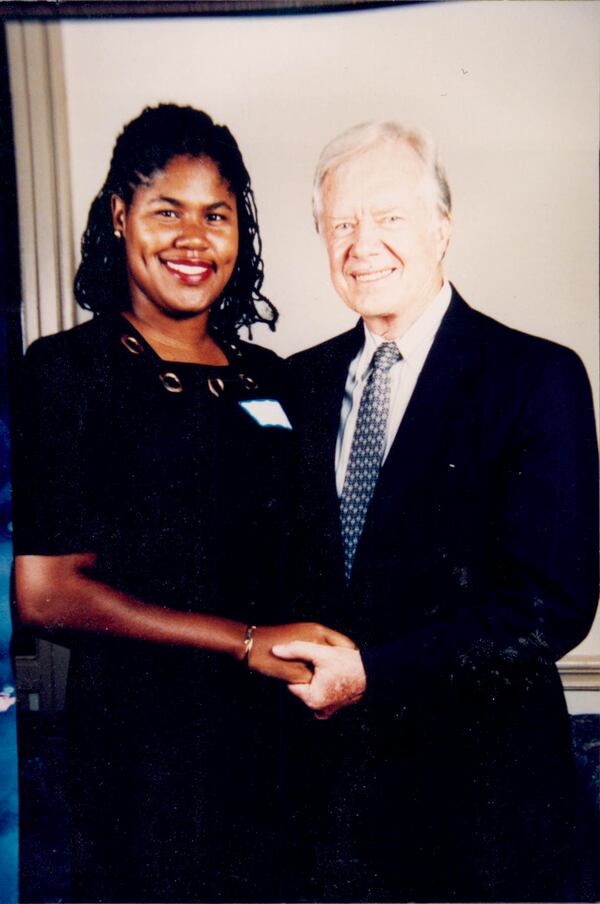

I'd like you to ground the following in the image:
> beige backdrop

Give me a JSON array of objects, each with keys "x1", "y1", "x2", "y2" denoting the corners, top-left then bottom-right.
[{"x1": 7, "y1": 0, "x2": 600, "y2": 696}]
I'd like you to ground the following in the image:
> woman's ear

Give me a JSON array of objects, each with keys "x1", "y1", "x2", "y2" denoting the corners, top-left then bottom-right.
[{"x1": 111, "y1": 195, "x2": 126, "y2": 238}]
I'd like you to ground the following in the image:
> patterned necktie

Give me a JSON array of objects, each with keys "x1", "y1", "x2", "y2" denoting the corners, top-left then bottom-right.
[{"x1": 340, "y1": 341, "x2": 402, "y2": 582}]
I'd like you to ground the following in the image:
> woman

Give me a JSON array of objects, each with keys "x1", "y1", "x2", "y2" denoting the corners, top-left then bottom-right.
[{"x1": 12, "y1": 104, "x2": 352, "y2": 903}]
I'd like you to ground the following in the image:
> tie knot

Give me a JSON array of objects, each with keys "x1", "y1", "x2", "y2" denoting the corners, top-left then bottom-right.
[{"x1": 371, "y1": 341, "x2": 402, "y2": 373}]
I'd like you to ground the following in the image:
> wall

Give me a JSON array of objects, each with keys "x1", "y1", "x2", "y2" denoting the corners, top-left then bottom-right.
[
  {"x1": 59, "y1": 3, "x2": 599, "y2": 379},
  {"x1": 7, "y1": 0, "x2": 600, "y2": 705}
]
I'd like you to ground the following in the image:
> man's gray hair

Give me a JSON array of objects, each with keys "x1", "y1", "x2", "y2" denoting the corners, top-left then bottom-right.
[{"x1": 312, "y1": 120, "x2": 452, "y2": 230}]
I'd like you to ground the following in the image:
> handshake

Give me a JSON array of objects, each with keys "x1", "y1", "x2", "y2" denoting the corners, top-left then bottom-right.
[{"x1": 247, "y1": 621, "x2": 366, "y2": 720}]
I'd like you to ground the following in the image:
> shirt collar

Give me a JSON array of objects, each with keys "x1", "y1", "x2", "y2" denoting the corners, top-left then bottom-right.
[{"x1": 357, "y1": 280, "x2": 452, "y2": 380}]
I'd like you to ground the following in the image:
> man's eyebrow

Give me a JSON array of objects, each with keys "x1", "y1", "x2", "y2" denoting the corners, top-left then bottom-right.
[
  {"x1": 374, "y1": 206, "x2": 404, "y2": 216},
  {"x1": 326, "y1": 205, "x2": 404, "y2": 220}
]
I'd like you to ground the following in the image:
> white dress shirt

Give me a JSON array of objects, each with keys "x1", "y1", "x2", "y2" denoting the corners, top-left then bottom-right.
[{"x1": 335, "y1": 281, "x2": 452, "y2": 496}]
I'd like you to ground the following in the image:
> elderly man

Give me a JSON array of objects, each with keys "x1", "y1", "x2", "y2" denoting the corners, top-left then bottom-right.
[{"x1": 274, "y1": 123, "x2": 598, "y2": 902}]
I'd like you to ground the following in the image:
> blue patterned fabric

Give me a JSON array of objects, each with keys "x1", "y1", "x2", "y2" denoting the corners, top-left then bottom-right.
[
  {"x1": 339, "y1": 341, "x2": 402, "y2": 582},
  {"x1": 0, "y1": 372, "x2": 18, "y2": 904}
]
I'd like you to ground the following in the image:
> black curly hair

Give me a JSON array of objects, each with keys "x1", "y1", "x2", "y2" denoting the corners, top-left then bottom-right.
[{"x1": 74, "y1": 104, "x2": 277, "y2": 339}]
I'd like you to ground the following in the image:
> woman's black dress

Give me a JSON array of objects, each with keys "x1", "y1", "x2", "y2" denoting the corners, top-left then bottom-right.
[{"x1": 12, "y1": 313, "x2": 298, "y2": 903}]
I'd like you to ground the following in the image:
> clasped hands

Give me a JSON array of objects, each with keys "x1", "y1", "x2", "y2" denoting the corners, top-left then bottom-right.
[{"x1": 248, "y1": 623, "x2": 366, "y2": 719}]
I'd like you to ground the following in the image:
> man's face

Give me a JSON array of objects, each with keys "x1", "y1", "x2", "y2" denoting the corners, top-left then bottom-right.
[{"x1": 319, "y1": 139, "x2": 451, "y2": 335}]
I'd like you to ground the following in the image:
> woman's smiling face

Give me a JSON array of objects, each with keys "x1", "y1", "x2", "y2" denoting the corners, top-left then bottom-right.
[{"x1": 112, "y1": 154, "x2": 239, "y2": 321}]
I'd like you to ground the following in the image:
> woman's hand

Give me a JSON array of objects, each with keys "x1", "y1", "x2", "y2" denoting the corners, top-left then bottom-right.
[{"x1": 248, "y1": 622, "x2": 356, "y2": 683}]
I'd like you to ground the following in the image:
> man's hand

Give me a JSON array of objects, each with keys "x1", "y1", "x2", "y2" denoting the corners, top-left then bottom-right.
[
  {"x1": 248, "y1": 623, "x2": 355, "y2": 684},
  {"x1": 272, "y1": 641, "x2": 366, "y2": 719}
]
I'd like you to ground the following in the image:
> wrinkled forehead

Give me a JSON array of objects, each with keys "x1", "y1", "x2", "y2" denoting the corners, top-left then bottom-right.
[
  {"x1": 321, "y1": 139, "x2": 437, "y2": 217},
  {"x1": 322, "y1": 140, "x2": 433, "y2": 196}
]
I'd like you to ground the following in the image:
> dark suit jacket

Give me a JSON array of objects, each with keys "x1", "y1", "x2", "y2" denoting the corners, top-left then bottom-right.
[{"x1": 287, "y1": 289, "x2": 598, "y2": 902}]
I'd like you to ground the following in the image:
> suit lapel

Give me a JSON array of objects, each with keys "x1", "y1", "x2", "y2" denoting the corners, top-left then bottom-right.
[
  {"x1": 301, "y1": 321, "x2": 363, "y2": 583},
  {"x1": 307, "y1": 321, "x2": 363, "y2": 495},
  {"x1": 353, "y1": 292, "x2": 483, "y2": 567}
]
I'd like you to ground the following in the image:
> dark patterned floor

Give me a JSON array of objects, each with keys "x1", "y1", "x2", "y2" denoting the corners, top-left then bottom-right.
[
  {"x1": 17, "y1": 712, "x2": 600, "y2": 903},
  {"x1": 570, "y1": 713, "x2": 600, "y2": 902}
]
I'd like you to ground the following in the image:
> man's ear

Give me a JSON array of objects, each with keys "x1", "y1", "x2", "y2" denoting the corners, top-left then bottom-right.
[
  {"x1": 437, "y1": 213, "x2": 452, "y2": 263},
  {"x1": 111, "y1": 195, "x2": 126, "y2": 237}
]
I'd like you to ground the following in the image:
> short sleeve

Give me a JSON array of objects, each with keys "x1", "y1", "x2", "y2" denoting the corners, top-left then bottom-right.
[{"x1": 11, "y1": 335, "x2": 100, "y2": 555}]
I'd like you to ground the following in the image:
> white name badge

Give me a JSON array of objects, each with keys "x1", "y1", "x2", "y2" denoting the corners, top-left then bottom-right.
[{"x1": 239, "y1": 399, "x2": 293, "y2": 430}]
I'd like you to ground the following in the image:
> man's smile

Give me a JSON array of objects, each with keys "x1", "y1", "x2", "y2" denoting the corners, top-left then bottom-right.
[{"x1": 351, "y1": 267, "x2": 395, "y2": 284}]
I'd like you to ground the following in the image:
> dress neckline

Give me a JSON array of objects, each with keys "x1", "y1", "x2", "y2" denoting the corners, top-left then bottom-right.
[
  {"x1": 115, "y1": 313, "x2": 238, "y2": 370},
  {"x1": 111, "y1": 313, "x2": 258, "y2": 398}
]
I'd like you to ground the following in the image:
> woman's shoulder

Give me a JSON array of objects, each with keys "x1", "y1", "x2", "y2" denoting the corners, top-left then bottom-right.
[
  {"x1": 234, "y1": 338, "x2": 292, "y2": 402},
  {"x1": 235, "y1": 337, "x2": 281, "y2": 364},
  {"x1": 235, "y1": 338, "x2": 286, "y2": 377},
  {"x1": 25, "y1": 316, "x2": 110, "y2": 362},
  {"x1": 20, "y1": 318, "x2": 119, "y2": 413},
  {"x1": 23, "y1": 316, "x2": 117, "y2": 384}
]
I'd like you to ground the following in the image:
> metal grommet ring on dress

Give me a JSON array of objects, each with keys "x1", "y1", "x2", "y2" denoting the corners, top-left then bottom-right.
[
  {"x1": 159, "y1": 371, "x2": 184, "y2": 394},
  {"x1": 208, "y1": 377, "x2": 225, "y2": 398},
  {"x1": 239, "y1": 373, "x2": 257, "y2": 391},
  {"x1": 120, "y1": 334, "x2": 145, "y2": 356},
  {"x1": 227, "y1": 343, "x2": 243, "y2": 359}
]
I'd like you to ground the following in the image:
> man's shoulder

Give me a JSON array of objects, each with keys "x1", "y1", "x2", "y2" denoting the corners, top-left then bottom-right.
[
  {"x1": 443, "y1": 294, "x2": 594, "y2": 421},
  {"x1": 287, "y1": 291, "x2": 586, "y2": 384},
  {"x1": 459, "y1": 297, "x2": 585, "y2": 374},
  {"x1": 288, "y1": 323, "x2": 362, "y2": 372}
]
